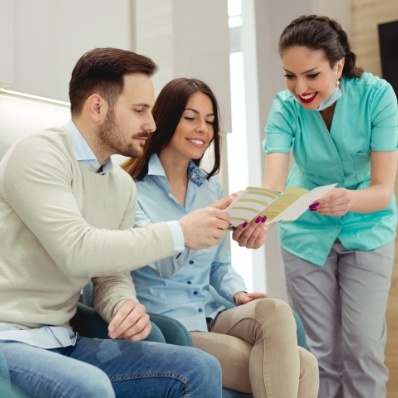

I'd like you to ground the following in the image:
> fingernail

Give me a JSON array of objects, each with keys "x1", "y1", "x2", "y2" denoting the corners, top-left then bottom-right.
[
  {"x1": 255, "y1": 216, "x2": 262, "y2": 223},
  {"x1": 242, "y1": 221, "x2": 248, "y2": 228},
  {"x1": 261, "y1": 216, "x2": 267, "y2": 223},
  {"x1": 309, "y1": 202, "x2": 319, "y2": 210}
]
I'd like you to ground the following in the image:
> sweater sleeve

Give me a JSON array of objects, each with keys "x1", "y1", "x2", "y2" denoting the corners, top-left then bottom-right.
[
  {"x1": 1, "y1": 133, "x2": 175, "y2": 278},
  {"x1": 91, "y1": 181, "x2": 139, "y2": 322}
]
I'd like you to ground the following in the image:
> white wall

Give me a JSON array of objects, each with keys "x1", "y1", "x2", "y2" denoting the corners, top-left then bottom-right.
[
  {"x1": 10, "y1": 0, "x2": 134, "y2": 101},
  {"x1": 1, "y1": 0, "x2": 135, "y2": 157},
  {"x1": 0, "y1": 0, "x2": 14, "y2": 87},
  {"x1": 0, "y1": 92, "x2": 70, "y2": 159}
]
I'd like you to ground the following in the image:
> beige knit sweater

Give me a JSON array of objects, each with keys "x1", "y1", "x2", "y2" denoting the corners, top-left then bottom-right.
[{"x1": 0, "y1": 128, "x2": 174, "y2": 329}]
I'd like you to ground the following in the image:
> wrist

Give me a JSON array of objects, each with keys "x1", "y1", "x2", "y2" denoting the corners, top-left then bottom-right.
[{"x1": 233, "y1": 291, "x2": 247, "y2": 303}]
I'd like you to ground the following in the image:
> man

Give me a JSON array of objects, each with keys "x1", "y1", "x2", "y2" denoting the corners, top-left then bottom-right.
[{"x1": 0, "y1": 47, "x2": 229, "y2": 397}]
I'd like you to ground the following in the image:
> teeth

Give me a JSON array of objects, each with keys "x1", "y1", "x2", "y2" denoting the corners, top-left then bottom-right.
[
  {"x1": 189, "y1": 139, "x2": 204, "y2": 145},
  {"x1": 300, "y1": 93, "x2": 316, "y2": 100}
]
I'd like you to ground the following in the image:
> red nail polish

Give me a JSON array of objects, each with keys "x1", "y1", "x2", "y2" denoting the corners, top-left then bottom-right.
[
  {"x1": 255, "y1": 216, "x2": 261, "y2": 223},
  {"x1": 242, "y1": 221, "x2": 248, "y2": 228}
]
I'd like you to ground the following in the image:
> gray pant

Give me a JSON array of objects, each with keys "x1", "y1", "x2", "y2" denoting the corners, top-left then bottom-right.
[{"x1": 282, "y1": 240, "x2": 395, "y2": 398}]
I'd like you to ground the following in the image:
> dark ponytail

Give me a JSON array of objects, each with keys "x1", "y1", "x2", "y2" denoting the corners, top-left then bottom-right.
[{"x1": 279, "y1": 15, "x2": 363, "y2": 78}]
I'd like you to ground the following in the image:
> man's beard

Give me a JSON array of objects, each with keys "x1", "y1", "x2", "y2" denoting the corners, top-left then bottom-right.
[{"x1": 98, "y1": 109, "x2": 149, "y2": 158}]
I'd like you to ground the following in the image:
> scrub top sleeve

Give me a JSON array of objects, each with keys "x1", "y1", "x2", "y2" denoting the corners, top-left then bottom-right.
[
  {"x1": 370, "y1": 81, "x2": 398, "y2": 151},
  {"x1": 263, "y1": 94, "x2": 295, "y2": 154}
]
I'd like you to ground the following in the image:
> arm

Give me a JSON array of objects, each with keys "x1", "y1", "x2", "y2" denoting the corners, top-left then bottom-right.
[
  {"x1": 90, "y1": 190, "x2": 152, "y2": 339},
  {"x1": 2, "y1": 135, "x2": 229, "y2": 278},
  {"x1": 209, "y1": 238, "x2": 247, "y2": 303},
  {"x1": 313, "y1": 80, "x2": 398, "y2": 215},
  {"x1": 262, "y1": 152, "x2": 291, "y2": 191},
  {"x1": 209, "y1": 244, "x2": 267, "y2": 305},
  {"x1": 313, "y1": 151, "x2": 397, "y2": 215},
  {"x1": 135, "y1": 201, "x2": 194, "y2": 277},
  {"x1": 1, "y1": 135, "x2": 175, "y2": 277}
]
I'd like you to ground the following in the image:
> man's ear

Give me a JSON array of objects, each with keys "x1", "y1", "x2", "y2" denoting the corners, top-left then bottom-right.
[{"x1": 86, "y1": 94, "x2": 108, "y2": 123}]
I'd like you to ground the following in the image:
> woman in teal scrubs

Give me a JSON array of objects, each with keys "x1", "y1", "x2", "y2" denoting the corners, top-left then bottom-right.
[{"x1": 261, "y1": 15, "x2": 397, "y2": 398}]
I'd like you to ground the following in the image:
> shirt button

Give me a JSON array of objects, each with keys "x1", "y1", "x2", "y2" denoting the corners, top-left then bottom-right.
[
  {"x1": 198, "y1": 308, "x2": 203, "y2": 313},
  {"x1": 189, "y1": 260, "x2": 194, "y2": 264},
  {"x1": 193, "y1": 291, "x2": 198, "y2": 295},
  {"x1": 187, "y1": 281, "x2": 192, "y2": 285}
]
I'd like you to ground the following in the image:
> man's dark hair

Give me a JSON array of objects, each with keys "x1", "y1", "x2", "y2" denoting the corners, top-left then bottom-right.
[{"x1": 69, "y1": 47, "x2": 158, "y2": 115}]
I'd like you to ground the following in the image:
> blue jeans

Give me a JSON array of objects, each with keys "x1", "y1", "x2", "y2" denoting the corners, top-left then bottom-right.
[{"x1": 0, "y1": 336, "x2": 222, "y2": 398}]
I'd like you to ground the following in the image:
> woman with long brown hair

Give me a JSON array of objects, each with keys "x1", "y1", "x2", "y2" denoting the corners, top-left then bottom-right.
[{"x1": 123, "y1": 77, "x2": 319, "y2": 397}]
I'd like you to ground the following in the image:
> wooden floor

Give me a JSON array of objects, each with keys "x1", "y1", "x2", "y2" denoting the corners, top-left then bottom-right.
[{"x1": 386, "y1": 179, "x2": 398, "y2": 397}]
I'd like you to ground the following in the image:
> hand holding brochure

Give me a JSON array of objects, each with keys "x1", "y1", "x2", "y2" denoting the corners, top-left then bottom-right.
[{"x1": 226, "y1": 183, "x2": 337, "y2": 228}]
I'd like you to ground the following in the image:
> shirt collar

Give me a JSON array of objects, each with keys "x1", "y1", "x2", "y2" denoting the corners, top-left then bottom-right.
[
  {"x1": 148, "y1": 154, "x2": 206, "y2": 187},
  {"x1": 66, "y1": 120, "x2": 113, "y2": 174}
]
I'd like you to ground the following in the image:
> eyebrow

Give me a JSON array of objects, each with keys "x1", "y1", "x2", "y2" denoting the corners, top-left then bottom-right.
[
  {"x1": 184, "y1": 108, "x2": 215, "y2": 117},
  {"x1": 133, "y1": 103, "x2": 152, "y2": 108},
  {"x1": 283, "y1": 67, "x2": 320, "y2": 75}
]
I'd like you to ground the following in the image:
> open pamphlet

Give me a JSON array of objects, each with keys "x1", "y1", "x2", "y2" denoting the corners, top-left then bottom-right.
[{"x1": 226, "y1": 183, "x2": 337, "y2": 228}]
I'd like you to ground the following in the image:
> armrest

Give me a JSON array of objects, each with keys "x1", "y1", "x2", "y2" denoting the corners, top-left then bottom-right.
[
  {"x1": 148, "y1": 313, "x2": 193, "y2": 346},
  {"x1": 71, "y1": 302, "x2": 109, "y2": 339},
  {"x1": 71, "y1": 302, "x2": 166, "y2": 343},
  {"x1": 0, "y1": 348, "x2": 10, "y2": 383},
  {"x1": 293, "y1": 310, "x2": 307, "y2": 349}
]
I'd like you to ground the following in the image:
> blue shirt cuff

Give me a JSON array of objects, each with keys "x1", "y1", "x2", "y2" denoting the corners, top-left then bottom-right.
[{"x1": 166, "y1": 220, "x2": 184, "y2": 255}]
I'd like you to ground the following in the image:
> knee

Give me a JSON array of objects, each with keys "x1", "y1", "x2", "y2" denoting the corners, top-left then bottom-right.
[
  {"x1": 299, "y1": 347, "x2": 320, "y2": 391},
  {"x1": 299, "y1": 347, "x2": 319, "y2": 377},
  {"x1": 5, "y1": 347, "x2": 115, "y2": 398},
  {"x1": 251, "y1": 298, "x2": 296, "y2": 330},
  {"x1": 31, "y1": 366, "x2": 115, "y2": 398},
  {"x1": 197, "y1": 348, "x2": 222, "y2": 377},
  {"x1": 74, "y1": 368, "x2": 115, "y2": 398},
  {"x1": 344, "y1": 326, "x2": 385, "y2": 355},
  {"x1": 186, "y1": 348, "x2": 222, "y2": 387}
]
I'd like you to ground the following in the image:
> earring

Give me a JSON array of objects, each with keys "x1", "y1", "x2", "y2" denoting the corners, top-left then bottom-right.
[{"x1": 336, "y1": 79, "x2": 340, "y2": 88}]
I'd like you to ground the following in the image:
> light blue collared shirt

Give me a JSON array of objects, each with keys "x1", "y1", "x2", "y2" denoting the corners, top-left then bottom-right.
[
  {"x1": 67, "y1": 120, "x2": 113, "y2": 174},
  {"x1": 132, "y1": 154, "x2": 247, "y2": 332}
]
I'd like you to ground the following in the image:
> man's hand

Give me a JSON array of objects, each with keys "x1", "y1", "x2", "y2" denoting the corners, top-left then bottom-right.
[
  {"x1": 234, "y1": 291, "x2": 268, "y2": 305},
  {"x1": 179, "y1": 207, "x2": 230, "y2": 249},
  {"x1": 108, "y1": 299, "x2": 151, "y2": 341},
  {"x1": 232, "y1": 217, "x2": 271, "y2": 249}
]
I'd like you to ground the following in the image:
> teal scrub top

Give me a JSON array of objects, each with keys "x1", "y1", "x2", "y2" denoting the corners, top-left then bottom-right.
[{"x1": 263, "y1": 72, "x2": 398, "y2": 266}]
